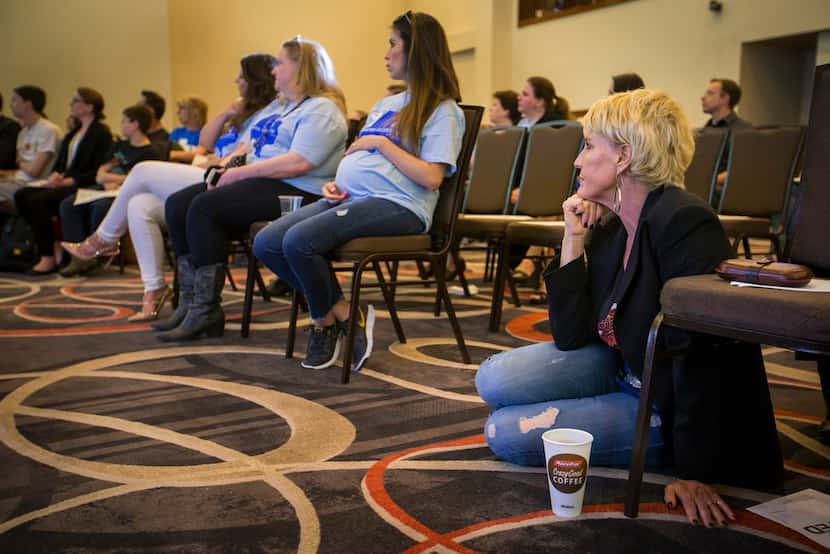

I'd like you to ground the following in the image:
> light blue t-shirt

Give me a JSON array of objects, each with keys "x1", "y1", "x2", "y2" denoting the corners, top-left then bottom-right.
[
  {"x1": 212, "y1": 101, "x2": 281, "y2": 158},
  {"x1": 335, "y1": 92, "x2": 464, "y2": 229},
  {"x1": 169, "y1": 127, "x2": 201, "y2": 150},
  {"x1": 245, "y1": 96, "x2": 347, "y2": 195}
]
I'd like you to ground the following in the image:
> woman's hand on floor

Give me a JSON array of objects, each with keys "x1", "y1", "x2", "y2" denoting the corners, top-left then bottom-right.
[{"x1": 665, "y1": 479, "x2": 735, "y2": 527}]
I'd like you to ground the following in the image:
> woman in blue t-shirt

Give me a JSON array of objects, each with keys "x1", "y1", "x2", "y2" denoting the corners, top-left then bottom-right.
[
  {"x1": 168, "y1": 96, "x2": 208, "y2": 164},
  {"x1": 253, "y1": 12, "x2": 464, "y2": 372},
  {"x1": 62, "y1": 54, "x2": 278, "y2": 322},
  {"x1": 154, "y1": 37, "x2": 348, "y2": 341}
]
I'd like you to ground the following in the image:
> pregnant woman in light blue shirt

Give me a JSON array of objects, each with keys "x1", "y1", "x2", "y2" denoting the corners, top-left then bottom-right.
[{"x1": 253, "y1": 11, "x2": 464, "y2": 372}]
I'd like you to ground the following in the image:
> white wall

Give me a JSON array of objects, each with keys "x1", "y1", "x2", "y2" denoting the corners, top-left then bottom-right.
[
  {"x1": 0, "y1": 0, "x2": 173, "y2": 131},
  {"x1": 512, "y1": 0, "x2": 830, "y2": 126}
]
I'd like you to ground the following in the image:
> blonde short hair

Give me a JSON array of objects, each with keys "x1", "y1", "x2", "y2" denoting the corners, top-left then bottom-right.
[
  {"x1": 583, "y1": 89, "x2": 694, "y2": 189},
  {"x1": 177, "y1": 96, "x2": 208, "y2": 128}
]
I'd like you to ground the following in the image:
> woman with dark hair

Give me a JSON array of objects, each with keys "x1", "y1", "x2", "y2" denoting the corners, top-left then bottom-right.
[
  {"x1": 517, "y1": 76, "x2": 571, "y2": 127},
  {"x1": 152, "y1": 36, "x2": 348, "y2": 341},
  {"x1": 253, "y1": 11, "x2": 465, "y2": 372},
  {"x1": 610, "y1": 73, "x2": 646, "y2": 94},
  {"x1": 63, "y1": 54, "x2": 279, "y2": 321},
  {"x1": 490, "y1": 90, "x2": 520, "y2": 126},
  {"x1": 15, "y1": 87, "x2": 112, "y2": 273}
]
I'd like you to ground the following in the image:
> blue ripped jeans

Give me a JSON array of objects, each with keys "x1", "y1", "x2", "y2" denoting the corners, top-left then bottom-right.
[
  {"x1": 475, "y1": 341, "x2": 666, "y2": 467},
  {"x1": 253, "y1": 197, "x2": 424, "y2": 320}
]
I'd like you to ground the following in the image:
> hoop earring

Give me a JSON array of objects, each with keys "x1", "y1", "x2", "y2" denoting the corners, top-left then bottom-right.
[{"x1": 613, "y1": 175, "x2": 623, "y2": 213}]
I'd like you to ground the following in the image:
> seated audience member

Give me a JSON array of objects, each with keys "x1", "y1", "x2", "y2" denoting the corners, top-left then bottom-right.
[
  {"x1": 155, "y1": 36, "x2": 348, "y2": 342},
  {"x1": 610, "y1": 72, "x2": 645, "y2": 94},
  {"x1": 0, "y1": 92, "x2": 22, "y2": 171},
  {"x1": 253, "y1": 12, "x2": 464, "y2": 372},
  {"x1": 62, "y1": 53, "x2": 279, "y2": 321},
  {"x1": 508, "y1": 77, "x2": 574, "y2": 281},
  {"x1": 138, "y1": 90, "x2": 170, "y2": 155},
  {"x1": 701, "y1": 78, "x2": 752, "y2": 189},
  {"x1": 59, "y1": 105, "x2": 161, "y2": 278},
  {"x1": 0, "y1": 86, "x2": 62, "y2": 213},
  {"x1": 15, "y1": 87, "x2": 112, "y2": 274},
  {"x1": 490, "y1": 90, "x2": 521, "y2": 127},
  {"x1": 476, "y1": 89, "x2": 782, "y2": 526},
  {"x1": 168, "y1": 96, "x2": 208, "y2": 164},
  {"x1": 517, "y1": 76, "x2": 571, "y2": 127}
]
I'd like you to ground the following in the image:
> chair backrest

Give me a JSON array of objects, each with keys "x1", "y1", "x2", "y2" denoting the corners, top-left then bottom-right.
[
  {"x1": 462, "y1": 126, "x2": 526, "y2": 214},
  {"x1": 718, "y1": 127, "x2": 804, "y2": 217},
  {"x1": 685, "y1": 129, "x2": 727, "y2": 206},
  {"x1": 514, "y1": 121, "x2": 583, "y2": 217},
  {"x1": 430, "y1": 105, "x2": 485, "y2": 251},
  {"x1": 785, "y1": 63, "x2": 830, "y2": 275},
  {"x1": 346, "y1": 114, "x2": 367, "y2": 148}
]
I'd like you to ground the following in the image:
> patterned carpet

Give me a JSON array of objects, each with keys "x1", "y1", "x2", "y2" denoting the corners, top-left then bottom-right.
[{"x1": 0, "y1": 257, "x2": 828, "y2": 553}]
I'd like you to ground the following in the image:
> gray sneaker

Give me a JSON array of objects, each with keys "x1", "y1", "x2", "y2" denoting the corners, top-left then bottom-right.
[
  {"x1": 338, "y1": 304, "x2": 375, "y2": 372},
  {"x1": 302, "y1": 324, "x2": 341, "y2": 369}
]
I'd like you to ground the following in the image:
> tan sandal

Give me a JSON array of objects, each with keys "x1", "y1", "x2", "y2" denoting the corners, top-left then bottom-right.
[
  {"x1": 61, "y1": 233, "x2": 119, "y2": 262},
  {"x1": 128, "y1": 285, "x2": 173, "y2": 322}
]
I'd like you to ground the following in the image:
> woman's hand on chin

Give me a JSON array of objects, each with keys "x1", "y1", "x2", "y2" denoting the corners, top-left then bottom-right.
[
  {"x1": 665, "y1": 480, "x2": 735, "y2": 527},
  {"x1": 562, "y1": 195, "x2": 603, "y2": 236}
]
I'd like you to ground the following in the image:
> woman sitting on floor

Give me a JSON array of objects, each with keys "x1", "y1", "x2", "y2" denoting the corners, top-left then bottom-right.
[
  {"x1": 62, "y1": 53, "x2": 279, "y2": 321},
  {"x1": 155, "y1": 36, "x2": 348, "y2": 341},
  {"x1": 253, "y1": 11, "x2": 464, "y2": 372},
  {"x1": 475, "y1": 89, "x2": 783, "y2": 527}
]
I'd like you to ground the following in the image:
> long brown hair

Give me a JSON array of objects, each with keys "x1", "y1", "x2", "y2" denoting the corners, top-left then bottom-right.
[
  {"x1": 77, "y1": 87, "x2": 106, "y2": 120},
  {"x1": 392, "y1": 12, "x2": 461, "y2": 153},
  {"x1": 281, "y1": 36, "x2": 347, "y2": 117},
  {"x1": 231, "y1": 53, "x2": 278, "y2": 131}
]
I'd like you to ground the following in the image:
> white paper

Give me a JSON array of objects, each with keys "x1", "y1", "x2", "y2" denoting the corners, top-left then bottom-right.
[
  {"x1": 748, "y1": 489, "x2": 830, "y2": 548},
  {"x1": 73, "y1": 188, "x2": 119, "y2": 206},
  {"x1": 23, "y1": 179, "x2": 48, "y2": 188},
  {"x1": 731, "y1": 277, "x2": 830, "y2": 293}
]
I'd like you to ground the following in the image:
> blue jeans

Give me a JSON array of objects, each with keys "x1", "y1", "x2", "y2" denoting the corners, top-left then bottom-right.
[
  {"x1": 253, "y1": 197, "x2": 424, "y2": 320},
  {"x1": 475, "y1": 341, "x2": 666, "y2": 467}
]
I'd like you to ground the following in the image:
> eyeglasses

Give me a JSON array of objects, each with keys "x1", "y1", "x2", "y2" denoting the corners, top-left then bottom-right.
[{"x1": 403, "y1": 10, "x2": 412, "y2": 24}]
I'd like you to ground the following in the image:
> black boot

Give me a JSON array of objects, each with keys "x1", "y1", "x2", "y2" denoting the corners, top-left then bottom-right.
[
  {"x1": 152, "y1": 255, "x2": 194, "y2": 331},
  {"x1": 157, "y1": 263, "x2": 226, "y2": 341}
]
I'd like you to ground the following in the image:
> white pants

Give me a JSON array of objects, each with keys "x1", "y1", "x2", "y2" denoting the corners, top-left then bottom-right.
[
  {"x1": 127, "y1": 193, "x2": 167, "y2": 292},
  {"x1": 95, "y1": 161, "x2": 203, "y2": 292}
]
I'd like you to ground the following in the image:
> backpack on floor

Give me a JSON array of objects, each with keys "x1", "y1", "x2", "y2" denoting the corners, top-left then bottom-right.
[{"x1": 0, "y1": 215, "x2": 37, "y2": 271}]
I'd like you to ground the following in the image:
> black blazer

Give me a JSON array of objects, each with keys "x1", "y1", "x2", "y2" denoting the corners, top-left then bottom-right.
[
  {"x1": 544, "y1": 185, "x2": 783, "y2": 487},
  {"x1": 52, "y1": 119, "x2": 113, "y2": 187}
]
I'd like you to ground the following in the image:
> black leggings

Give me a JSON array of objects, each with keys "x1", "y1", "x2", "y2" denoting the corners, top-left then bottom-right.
[
  {"x1": 15, "y1": 186, "x2": 76, "y2": 255},
  {"x1": 165, "y1": 177, "x2": 320, "y2": 267}
]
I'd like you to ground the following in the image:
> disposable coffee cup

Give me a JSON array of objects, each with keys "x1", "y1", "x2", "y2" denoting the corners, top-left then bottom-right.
[
  {"x1": 279, "y1": 195, "x2": 304, "y2": 214},
  {"x1": 542, "y1": 428, "x2": 593, "y2": 517}
]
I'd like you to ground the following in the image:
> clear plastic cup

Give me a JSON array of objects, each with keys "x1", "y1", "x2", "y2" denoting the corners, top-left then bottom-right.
[
  {"x1": 542, "y1": 428, "x2": 594, "y2": 517},
  {"x1": 279, "y1": 195, "x2": 304, "y2": 214}
]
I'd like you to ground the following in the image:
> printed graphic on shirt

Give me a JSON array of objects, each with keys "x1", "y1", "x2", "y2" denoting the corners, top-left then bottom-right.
[
  {"x1": 214, "y1": 127, "x2": 240, "y2": 158},
  {"x1": 249, "y1": 113, "x2": 283, "y2": 157},
  {"x1": 358, "y1": 110, "x2": 401, "y2": 147}
]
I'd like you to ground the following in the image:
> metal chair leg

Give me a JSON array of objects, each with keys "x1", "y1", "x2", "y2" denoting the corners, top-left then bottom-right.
[
  {"x1": 341, "y1": 262, "x2": 366, "y2": 384},
  {"x1": 436, "y1": 263, "x2": 471, "y2": 364},
  {"x1": 489, "y1": 239, "x2": 510, "y2": 332},
  {"x1": 240, "y1": 252, "x2": 257, "y2": 338},
  {"x1": 625, "y1": 312, "x2": 664, "y2": 518},
  {"x1": 373, "y1": 261, "x2": 406, "y2": 344},
  {"x1": 286, "y1": 290, "x2": 300, "y2": 359}
]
